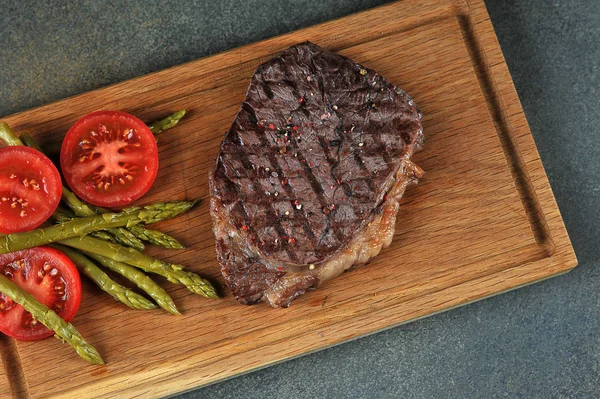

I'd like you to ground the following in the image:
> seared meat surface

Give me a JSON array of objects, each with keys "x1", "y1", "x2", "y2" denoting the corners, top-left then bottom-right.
[{"x1": 210, "y1": 42, "x2": 423, "y2": 307}]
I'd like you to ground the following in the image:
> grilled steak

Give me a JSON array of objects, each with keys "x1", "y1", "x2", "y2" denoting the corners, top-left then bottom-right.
[{"x1": 210, "y1": 42, "x2": 423, "y2": 307}]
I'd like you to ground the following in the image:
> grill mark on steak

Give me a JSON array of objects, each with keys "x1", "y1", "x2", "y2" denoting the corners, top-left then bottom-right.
[
  {"x1": 267, "y1": 144, "x2": 322, "y2": 254},
  {"x1": 307, "y1": 53, "x2": 382, "y2": 231},
  {"x1": 286, "y1": 134, "x2": 345, "y2": 246},
  {"x1": 238, "y1": 98, "x2": 322, "y2": 256},
  {"x1": 277, "y1": 67, "x2": 348, "y2": 250},
  {"x1": 245, "y1": 101, "x2": 325, "y2": 256},
  {"x1": 237, "y1": 103, "x2": 302, "y2": 263},
  {"x1": 255, "y1": 124, "x2": 320, "y2": 256},
  {"x1": 356, "y1": 80, "x2": 394, "y2": 188}
]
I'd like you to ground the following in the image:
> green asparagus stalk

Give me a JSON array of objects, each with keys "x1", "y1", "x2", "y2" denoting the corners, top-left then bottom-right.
[
  {"x1": 18, "y1": 132, "x2": 42, "y2": 151},
  {"x1": 59, "y1": 189, "x2": 145, "y2": 250},
  {"x1": 147, "y1": 110, "x2": 186, "y2": 135},
  {"x1": 0, "y1": 274, "x2": 104, "y2": 365},
  {"x1": 62, "y1": 188, "x2": 193, "y2": 250},
  {"x1": 53, "y1": 205, "x2": 140, "y2": 249},
  {"x1": 82, "y1": 252, "x2": 180, "y2": 315},
  {"x1": 53, "y1": 205, "x2": 75, "y2": 222},
  {"x1": 131, "y1": 200, "x2": 198, "y2": 224},
  {"x1": 127, "y1": 225, "x2": 185, "y2": 249},
  {"x1": 106, "y1": 227, "x2": 144, "y2": 251},
  {"x1": 49, "y1": 244, "x2": 157, "y2": 311},
  {"x1": 62, "y1": 193, "x2": 196, "y2": 249},
  {"x1": 0, "y1": 201, "x2": 197, "y2": 254},
  {"x1": 59, "y1": 236, "x2": 218, "y2": 298},
  {"x1": 106, "y1": 227, "x2": 145, "y2": 251},
  {"x1": 0, "y1": 122, "x2": 24, "y2": 146},
  {"x1": 90, "y1": 230, "x2": 118, "y2": 244},
  {"x1": 60, "y1": 187, "x2": 97, "y2": 217}
]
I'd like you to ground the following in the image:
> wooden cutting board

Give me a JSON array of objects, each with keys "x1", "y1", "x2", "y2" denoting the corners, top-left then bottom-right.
[{"x1": 0, "y1": 0, "x2": 577, "y2": 397}]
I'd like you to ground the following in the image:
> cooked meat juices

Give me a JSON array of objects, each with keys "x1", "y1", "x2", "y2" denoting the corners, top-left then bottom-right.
[{"x1": 209, "y1": 42, "x2": 424, "y2": 307}]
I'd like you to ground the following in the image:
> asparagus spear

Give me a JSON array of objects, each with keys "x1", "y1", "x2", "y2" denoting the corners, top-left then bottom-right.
[
  {"x1": 58, "y1": 189, "x2": 145, "y2": 250},
  {"x1": 53, "y1": 205, "x2": 139, "y2": 249},
  {"x1": 82, "y1": 252, "x2": 180, "y2": 315},
  {"x1": 0, "y1": 122, "x2": 24, "y2": 146},
  {"x1": 91, "y1": 231, "x2": 117, "y2": 243},
  {"x1": 18, "y1": 132, "x2": 42, "y2": 151},
  {"x1": 0, "y1": 201, "x2": 196, "y2": 254},
  {"x1": 50, "y1": 244, "x2": 157, "y2": 311},
  {"x1": 59, "y1": 236, "x2": 218, "y2": 298},
  {"x1": 53, "y1": 205, "x2": 76, "y2": 222},
  {"x1": 0, "y1": 274, "x2": 104, "y2": 365},
  {"x1": 147, "y1": 110, "x2": 186, "y2": 135},
  {"x1": 127, "y1": 225, "x2": 185, "y2": 249},
  {"x1": 60, "y1": 187, "x2": 97, "y2": 218},
  {"x1": 61, "y1": 192, "x2": 196, "y2": 250},
  {"x1": 62, "y1": 188, "x2": 189, "y2": 250},
  {"x1": 105, "y1": 227, "x2": 145, "y2": 251}
]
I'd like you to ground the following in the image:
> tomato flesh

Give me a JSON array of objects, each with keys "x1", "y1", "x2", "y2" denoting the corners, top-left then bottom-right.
[
  {"x1": 0, "y1": 247, "x2": 82, "y2": 341},
  {"x1": 61, "y1": 110, "x2": 159, "y2": 208},
  {"x1": 0, "y1": 146, "x2": 63, "y2": 233}
]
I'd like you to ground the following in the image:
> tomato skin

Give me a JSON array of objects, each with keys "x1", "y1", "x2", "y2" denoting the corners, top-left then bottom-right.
[
  {"x1": 0, "y1": 247, "x2": 82, "y2": 341},
  {"x1": 60, "y1": 110, "x2": 159, "y2": 208},
  {"x1": 0, "y1": 146, "x2": 63, "y2": 233}
]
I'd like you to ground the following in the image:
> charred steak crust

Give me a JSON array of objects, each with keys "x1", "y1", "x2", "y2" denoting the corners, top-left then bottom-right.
[{"x1": 210, "y1": 42, "x2": 423, "y2": 307}]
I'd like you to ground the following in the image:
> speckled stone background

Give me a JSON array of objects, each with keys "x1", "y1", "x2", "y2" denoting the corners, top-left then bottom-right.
[{"x1": 1, "y1": 1, "x2": 598, "y2": 398}]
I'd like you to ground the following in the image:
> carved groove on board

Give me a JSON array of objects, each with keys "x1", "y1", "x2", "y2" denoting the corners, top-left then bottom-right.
[
  {"x1": 0, "y1": 335, "x2": 29, "y2": 398},
  {"x1": 457, "y1": 13, "x2": 554, "y2": 255}
]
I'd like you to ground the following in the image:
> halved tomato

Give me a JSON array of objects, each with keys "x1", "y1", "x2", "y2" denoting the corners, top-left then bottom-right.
[
  {"x1": 0, "y1": 146, "x2": 63, "y2": 234},
  {"x1": 60, "y1": 110, "x2": 159, "y2": 208},
  {"x1": 0, "y1": 247, "x2": 82, "y2": 341}
]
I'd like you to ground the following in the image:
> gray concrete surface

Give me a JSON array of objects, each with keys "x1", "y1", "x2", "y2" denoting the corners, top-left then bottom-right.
[{"x1": 1, "y1": 1, "x2": 598, "y2": 398}]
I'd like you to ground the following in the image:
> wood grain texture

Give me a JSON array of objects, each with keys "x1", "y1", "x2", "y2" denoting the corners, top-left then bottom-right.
[
  {"x1": 0, "y1": 0, "x2": 577, "y2": 397},
  {"x1": 0, "y1": 336, "x2": 12, "y2": 397},
  {"x1": 0, "y1": 335, "x2": 27, "y2": 399}
]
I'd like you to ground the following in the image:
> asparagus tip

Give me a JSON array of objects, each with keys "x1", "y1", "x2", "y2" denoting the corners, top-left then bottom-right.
[{"x1": 160, "y1": 299, "x2": 181, "y2": 315}]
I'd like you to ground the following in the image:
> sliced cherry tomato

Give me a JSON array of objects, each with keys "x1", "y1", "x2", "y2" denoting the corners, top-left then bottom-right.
[
  {"x1": 0, "y1": 247, "x2": 82, "y2": 341},
  {"x1": 60, "y1": 110, "x2": 159, "y2": 208},
  {"x1": 0, "y1": 146, "x2": 62, "y2": 234}
]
